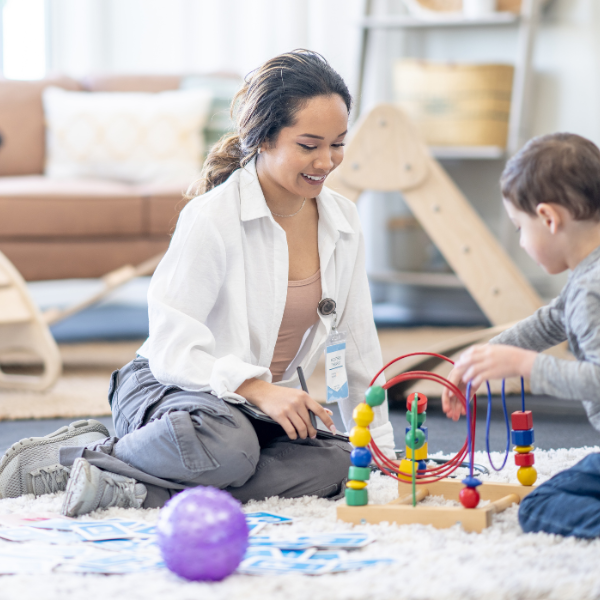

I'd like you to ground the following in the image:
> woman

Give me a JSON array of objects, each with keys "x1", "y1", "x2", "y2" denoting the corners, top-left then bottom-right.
[{"x1": 0, "y1": 50, "x2": 396, "y2": 514}]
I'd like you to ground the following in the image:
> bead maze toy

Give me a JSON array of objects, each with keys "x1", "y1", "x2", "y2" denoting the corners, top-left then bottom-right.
[{"x1": 337, "y1": 352, "x2": 537, "y2": 533}]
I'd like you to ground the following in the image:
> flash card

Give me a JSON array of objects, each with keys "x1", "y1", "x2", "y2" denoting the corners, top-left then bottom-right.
[
  {"x1": 72, "y1": 522, "x2": 134, "y2": 541},
  {"x1": 245, "y1": 512, "x2": 293, "y2": 525},
  {"x1": 238, "y1": 556, "x2": 335, "y2": 576},
  {"x1": 296, "y1": 532, "x2": 374, "y2": 549}
]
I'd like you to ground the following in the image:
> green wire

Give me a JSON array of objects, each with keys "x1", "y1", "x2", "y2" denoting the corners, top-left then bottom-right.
[{"x1": 411, "y1": 393, "x2": 418, "y2": 507}]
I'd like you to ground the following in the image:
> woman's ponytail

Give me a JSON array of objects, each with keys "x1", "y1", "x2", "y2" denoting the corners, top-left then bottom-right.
[{"x1": 190, "y1": 133, "x2": 246, "y2": 197}]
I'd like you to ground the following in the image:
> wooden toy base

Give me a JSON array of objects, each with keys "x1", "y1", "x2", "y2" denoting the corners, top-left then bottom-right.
[{"x1": 337, "y1": 478, "x2": 535, "y2": 533}]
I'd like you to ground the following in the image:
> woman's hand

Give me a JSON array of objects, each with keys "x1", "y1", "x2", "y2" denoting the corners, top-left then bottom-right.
[
  {"x1": 236, "y1": 378, "x2": 337, "y2": 440},
  {"x1": 441, "y1": 344, "x2": 537, "y2": 420}
]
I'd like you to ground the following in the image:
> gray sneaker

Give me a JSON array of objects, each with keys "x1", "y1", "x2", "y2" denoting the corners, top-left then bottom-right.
[
  {"x1": 0, "y1": 419, "x2": 109, "y2": 499},
  {"x1": 61, "y1": 457, "x2": 147, "y2": 517}
]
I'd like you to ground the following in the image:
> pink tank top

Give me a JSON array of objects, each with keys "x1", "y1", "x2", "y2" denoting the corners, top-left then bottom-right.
[{"x1": 270, "y1": 270, "x2": 322, "y2": 382}]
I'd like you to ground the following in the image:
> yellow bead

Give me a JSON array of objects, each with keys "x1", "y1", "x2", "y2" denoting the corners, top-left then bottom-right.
[
  {"x1": 514, "y1": 445, "x2": 534, "y2": 454},
  {"x1": 353, "y1": 403, "x2": 374, "y2": 427},
  {"x1": 346, "y1": 480, "x2": 367, "y2": 490},
  {"x1": 517, "y1": 466, "x2": 538, "y2": 486},
  {"x1": 349, "y1": 426, "x2": 371, "y2": 447},
  {"x1": 406, "y1": 442, "x2": 428, "y2": 461},
  {"x1": 397, "y1": 459, "x2": 416, "y2": 482}
]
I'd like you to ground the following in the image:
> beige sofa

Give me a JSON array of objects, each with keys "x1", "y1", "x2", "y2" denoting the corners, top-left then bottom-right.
[{"x1": 0, "y1": 74, "x2": 225, "y2": 281}]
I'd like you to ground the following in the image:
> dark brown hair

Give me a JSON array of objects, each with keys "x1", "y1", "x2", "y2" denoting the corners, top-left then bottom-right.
[
  {"x1": 501, "y1": 133, "x2": 600, "y2": 220},
  {"x1": 190, "y1": 49, "x2": 352, "y2": 197}
]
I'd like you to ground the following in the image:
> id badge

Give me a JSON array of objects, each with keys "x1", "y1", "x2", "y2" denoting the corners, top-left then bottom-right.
[{"x1": 325, "y1": 330, "x2": 349, "y2": 403}]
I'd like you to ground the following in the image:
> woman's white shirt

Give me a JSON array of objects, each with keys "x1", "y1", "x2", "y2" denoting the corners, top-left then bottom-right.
[{"x1": 137, "y1": 159, "x2": 395, "y2": 458}]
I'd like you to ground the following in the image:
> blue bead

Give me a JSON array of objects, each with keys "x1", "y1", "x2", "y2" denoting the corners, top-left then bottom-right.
[
  {"x1": 350, "y1": 447, "x2": 372, "y2": 468},
  {"x1": 417, "y1": 460, "x2": 427, "y2": 471},
  {"x1": 462, "y1": 476, "x2": 482, "y2": 487},
  {"x1": 405, "y1": 425, "x2": 428, "y2": 441},
  {"x1": 512, "y1": 429, "x2": 534, "y2": 446}
]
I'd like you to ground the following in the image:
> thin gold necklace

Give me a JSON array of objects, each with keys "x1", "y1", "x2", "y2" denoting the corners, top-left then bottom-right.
[{"x1": 269, "y1": 198, "x2": 306, "y2": 218}]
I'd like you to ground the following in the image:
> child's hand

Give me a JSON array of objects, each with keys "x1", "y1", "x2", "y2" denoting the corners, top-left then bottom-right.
[
  {"x1": 452, "y1": 343, "x2": 537, "y2": 391},
  {"x1": 441, "y1": 367, "x2": 468, "y2": 421}
]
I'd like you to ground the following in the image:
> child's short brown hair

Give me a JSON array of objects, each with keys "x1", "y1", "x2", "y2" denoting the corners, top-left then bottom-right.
[{"x1": 501, "y1": 133, "x2": 600, "y2": 220}]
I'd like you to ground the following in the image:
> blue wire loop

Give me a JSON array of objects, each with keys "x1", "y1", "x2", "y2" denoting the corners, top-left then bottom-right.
[
  {"x1": 466, "y1": 377, "x2": 527, "y2": 476},
  {"x1": 485, "y1": 379, "x2": 510, "y2": 471}
]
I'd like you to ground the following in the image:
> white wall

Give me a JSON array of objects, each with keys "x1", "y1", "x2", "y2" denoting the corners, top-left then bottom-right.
[
  {"x1": 45, "y1": 0, "x2": 600, "y2": 298},
  {"x1": 47, "y1": 0, "x2": 364, "y2": 93}
]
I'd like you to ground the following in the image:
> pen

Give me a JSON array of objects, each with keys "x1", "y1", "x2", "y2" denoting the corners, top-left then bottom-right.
[{"x1": 297, "y1": 366, "x2": 318, "y2": 430}]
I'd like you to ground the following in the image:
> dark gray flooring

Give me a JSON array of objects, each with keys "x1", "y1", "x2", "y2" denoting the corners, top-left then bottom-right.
[
  {"x1": 0, "y1": 417, "x2": 115, "y2": 454},
  {"x1": 1, "y1": 395, "x2": 598, "y2": 456}
]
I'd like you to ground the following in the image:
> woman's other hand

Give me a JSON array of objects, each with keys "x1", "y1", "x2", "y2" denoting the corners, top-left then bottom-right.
[{"x1": 236, "y1": 379, "x2": 336, "y2": 440}]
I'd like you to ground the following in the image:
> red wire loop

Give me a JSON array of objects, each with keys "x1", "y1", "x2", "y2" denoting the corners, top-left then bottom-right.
[{"x1": 366, "y1": 352, "x2": 476, "y2": 484}]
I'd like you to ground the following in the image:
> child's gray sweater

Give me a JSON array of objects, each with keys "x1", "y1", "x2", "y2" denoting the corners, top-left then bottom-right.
[{"x1": 490, "y1": 244, "x2": 600, "y2": 432}]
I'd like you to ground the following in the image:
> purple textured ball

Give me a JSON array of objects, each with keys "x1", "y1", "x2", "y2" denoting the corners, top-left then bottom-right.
[{"x1": 157, "y1": 487, "x2": 249, "y2": 581}]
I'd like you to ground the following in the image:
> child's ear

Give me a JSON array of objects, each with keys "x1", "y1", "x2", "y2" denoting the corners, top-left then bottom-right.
[{"x1": 536, "y1": 203, "x2": 562, "y2": 234}]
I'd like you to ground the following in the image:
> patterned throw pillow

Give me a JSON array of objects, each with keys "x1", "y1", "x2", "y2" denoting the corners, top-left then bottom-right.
[{"x1": 42, "y1": 86, "x2": 212, "y2": 184}]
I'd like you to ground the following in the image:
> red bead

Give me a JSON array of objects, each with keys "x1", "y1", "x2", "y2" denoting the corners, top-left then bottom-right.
[
  {"x1": 459, "y1": 486, "x2": 480, "y2": 509},
  {"x1": 407, "y1": 393, "x2": 428, "y2": 414},
  {"x1": 514, "y1": 452, "x2": 535, "y2": 467},
  {"x1": 511, "y1": 411, "x2": 533, "y2": 431}
]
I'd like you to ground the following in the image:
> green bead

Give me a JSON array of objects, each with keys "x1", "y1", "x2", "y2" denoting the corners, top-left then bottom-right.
[
  {"x1": 348, "y1": 466, "x2": 371, "y2": 481},
  {"x1": 406, "y1": 411, "x2": 426, "y2": 427},
  {"x1": 365, "y1": 385, "x2": 385, "y2": 407},
  {"x1": 345, "y1": 487, "x2": 368, "y2": 506},
  {"x1": 405, "y1": 428, "x2": 426, "y2": 450}
]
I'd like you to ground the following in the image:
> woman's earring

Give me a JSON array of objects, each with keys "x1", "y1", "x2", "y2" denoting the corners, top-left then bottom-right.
[{"x1": 257, "y1": 148, "x2": 262, "y2": 154}]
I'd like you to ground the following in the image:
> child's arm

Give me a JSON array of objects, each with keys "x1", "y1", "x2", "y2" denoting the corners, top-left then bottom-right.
[
  {"x1": 487, "y1": 296, "x2": 566, "y2": 351},
  {"x1": 444, "y1": 287, "x2": 600, "y2": 418},
  {"x1": 442, "y1": 298, "x2": 567, "y2": 420},
  {"x1": 442, "y1": 344, "x2": 537, "y2": 420}
]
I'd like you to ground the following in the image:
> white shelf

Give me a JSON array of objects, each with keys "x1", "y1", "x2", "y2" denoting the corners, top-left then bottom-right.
[
  {"x1": 430, "y1": 145, "x2": 506, "y2": 160},
  {"x1": 369, "y1": 270, "x2": 464, "y2": 289},
  {"x1": 359, "y1": 12, "x2": 519, "y2": 30}
]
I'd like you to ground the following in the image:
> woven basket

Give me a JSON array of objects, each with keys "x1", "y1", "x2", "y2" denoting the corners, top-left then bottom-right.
[
  {"x1": 393, "y1": 60, "x2": 514, "y2": 147},
  {"x1": 413, "y1": 0, "x2": 522, "y2": 12}
]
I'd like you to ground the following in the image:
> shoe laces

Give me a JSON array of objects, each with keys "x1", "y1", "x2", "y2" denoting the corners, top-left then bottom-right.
[
  {"x1": 31, "y1": 466, "x2": 71, "y2": 496},
  {"x1": 104, "y1": 477, "x2": 136, "y2": 508}
]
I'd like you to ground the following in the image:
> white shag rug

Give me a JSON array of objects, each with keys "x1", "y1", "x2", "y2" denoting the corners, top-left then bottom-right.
[{"x1": 1, "y1": 447, "x2": 600, "y2": 600}]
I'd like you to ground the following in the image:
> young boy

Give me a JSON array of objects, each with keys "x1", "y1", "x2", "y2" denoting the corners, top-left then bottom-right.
[{"x1": 442, "y1": 132, "x2": 600, "y2": 539}]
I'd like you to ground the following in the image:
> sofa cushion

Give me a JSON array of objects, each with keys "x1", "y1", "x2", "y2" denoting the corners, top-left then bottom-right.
[
  {"x1": 0, "y1": 77, "x2": 82, "y2": 177},
  {"x1": 0, "y1": 176, "x2": 144, "y2": 237},
  {"x1": 0, "y1": 239, "x2": 170, "y2": 281},
  {"x1": 83, "y1": 75, "x2": 182, "y2": 93},
  {"x1": 42, "y1": 87, "x2": 212, "y2": 184},
  {"x1": 138, "y1": 182, "x2": 187, "y2": 235}
]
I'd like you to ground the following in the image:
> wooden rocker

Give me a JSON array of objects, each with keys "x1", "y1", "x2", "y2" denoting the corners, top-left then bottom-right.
[
  {"x1": 0, "y1": 250, "x2": 62, "y2": 392},
  {"x1": 326, "y1": 104, "x2": 547, "y2": 369},
  {"x1": 0, "y1": 251, "x2": 163, "y2": 392}
]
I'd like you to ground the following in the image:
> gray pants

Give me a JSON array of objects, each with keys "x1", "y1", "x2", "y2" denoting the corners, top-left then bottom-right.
[{"x1": 59, "y1": 357, "x2": 351, "y2": 508}]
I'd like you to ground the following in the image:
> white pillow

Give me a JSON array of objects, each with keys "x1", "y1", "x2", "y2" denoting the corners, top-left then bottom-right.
[{"x1": 42, "y1": 86, "x2": 212, "y2": 184}]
